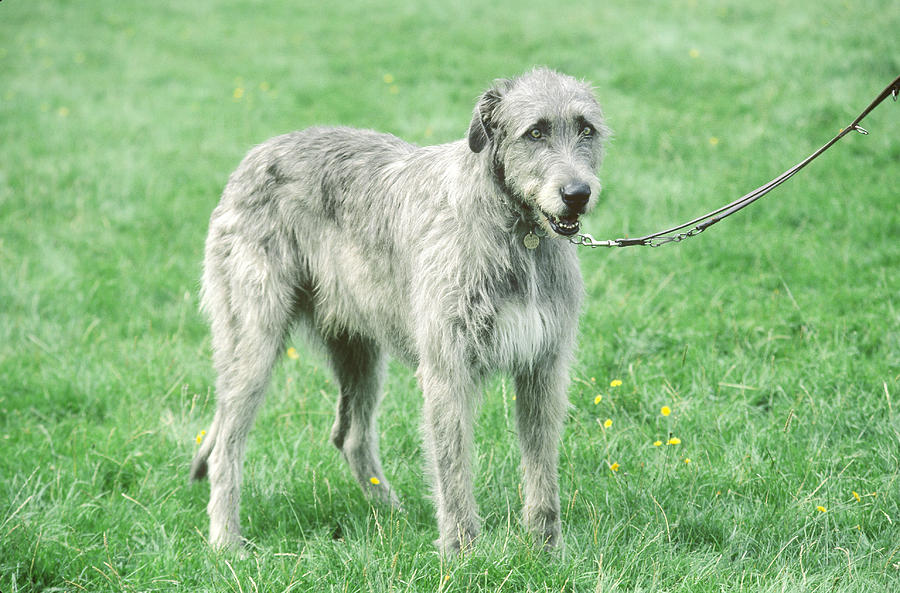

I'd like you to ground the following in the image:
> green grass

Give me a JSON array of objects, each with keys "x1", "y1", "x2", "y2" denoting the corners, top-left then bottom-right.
[{"x1": 2, "y1": 0, "x2": 899, "y2": 590}]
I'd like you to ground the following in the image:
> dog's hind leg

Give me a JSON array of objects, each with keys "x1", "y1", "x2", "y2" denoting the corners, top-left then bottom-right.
[
  {"x1": 193, "y1": 231, "x2": 295, "y2": 549},
  {"x1": 326, "y1": 331, "x2": 399, "y2": 507},
  {"x1": 204, "y1": 328, "x2": 286, "y2": 550}
]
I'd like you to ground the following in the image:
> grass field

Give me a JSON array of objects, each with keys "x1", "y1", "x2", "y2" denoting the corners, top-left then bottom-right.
[{"x1": 2, "y1": 0, "x2": 899, "y2": 591}]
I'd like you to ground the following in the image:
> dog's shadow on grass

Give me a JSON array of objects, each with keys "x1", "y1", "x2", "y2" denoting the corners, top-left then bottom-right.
[{"x1": 233, "y1": 467, "x2": 435, "y2": 552}]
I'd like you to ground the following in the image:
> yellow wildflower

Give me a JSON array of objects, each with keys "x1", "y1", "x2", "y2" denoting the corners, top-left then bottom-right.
[
  {"x1": 667, "y1": 437, "x2": 681, "y2": 445},
  {"x1": 684, "y1": 458, "x2": 691, "y2": 464},
  {"x1": 653, "y1": 440, "x2": 663, "y2": 447},
  {"x1": 689, "y1": 48, "x2": 700, "y2": 59},
  {"x1": 604, "y1": 418, "x2": 612, "y2": 428},
  {"x1": 195, "y1": 430, "x2": 206, "y2": 444},
  {"x1": 593, "y1": 394, "x2": 602, "y2": 405},
  {"x1": 369, "y1": 477, "x2": 381, "y2": 485},
  {"x1": 852, "y1": 491, "x2": 861, "y2": 502},
  {"x1": 286, "y1": 347, "x2": 299, "y2": 359},
  {"x1": 610, "y1": 379, "x2": 622, "y2": 387},
  {"x1": 383, "y1": 73, "x2": 395, "y2": 84},
  {"x1": 709, "y1": 137, "x2": 719, "y2": 146},
  {"x1": 609, "y1": 462, "x2": 620, "y2": 472},
  {"x1": 660, "y1": 406, "x2": 671, "y2": 416},
  {"x1": 233, "y1": 87, "x2": 244, "y2": 100},
  {"x1": 816, "y1": 505, "x2": 827, "y2": 513}
]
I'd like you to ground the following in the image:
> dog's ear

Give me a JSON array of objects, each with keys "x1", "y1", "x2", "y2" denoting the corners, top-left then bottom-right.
[{"x1": 467, "y1": 79, "x2": 511, "y2": 153}]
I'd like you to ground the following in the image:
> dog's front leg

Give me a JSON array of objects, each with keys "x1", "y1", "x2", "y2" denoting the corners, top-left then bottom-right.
[
  {"x1": 417, "y1": 364, "x2": 480, "y2": 554},
  {"x1": 514, "y1": 359, "x2": 569, "y2": 550}
]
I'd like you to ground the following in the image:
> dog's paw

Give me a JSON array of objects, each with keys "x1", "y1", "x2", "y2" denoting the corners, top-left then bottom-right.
[
  {"x1": 434, "y1": 524, "x2": 478, "y2": 556},
  {"x1": 363, "y1": 476, "x2": 403, "y2": 510},
  {"x1": 210, "y1": 538, "x2": 251, "y2": 559},
  {"x1": 434, "y1": 536, "x2": 470, "y2": 557},
  {"x1": 209, "y1": 525, "x2": 249, "y2": 555},
  {"x1": 523, "y1": 506, "x2": 561, "y2": 552}
]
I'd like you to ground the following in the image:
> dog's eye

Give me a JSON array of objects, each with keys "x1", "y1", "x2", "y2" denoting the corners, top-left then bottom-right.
[
  {"x1": 528, "y1": 128, "x2": 543, "y2": 140},
  {"x1": 580, "y1": 125, "x2": 594, "y2": 137}
]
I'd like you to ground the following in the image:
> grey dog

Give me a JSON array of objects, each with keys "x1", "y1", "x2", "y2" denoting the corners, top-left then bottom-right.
[{"x1": 190, "y1": 68, "x2": 609, "y2": 554}]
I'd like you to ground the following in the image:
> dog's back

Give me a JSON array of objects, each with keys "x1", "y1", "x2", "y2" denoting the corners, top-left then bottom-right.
[{"x1": 205, "y1": 125, "x2": 556, "y2": 364}]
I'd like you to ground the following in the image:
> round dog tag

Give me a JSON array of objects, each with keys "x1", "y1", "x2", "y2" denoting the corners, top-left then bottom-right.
[{"x1": 523, "y1": 232, "x2": 540, "y2": 250}]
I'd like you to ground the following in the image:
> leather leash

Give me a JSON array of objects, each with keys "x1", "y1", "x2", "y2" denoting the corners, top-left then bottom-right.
[{"x1": 572, "y1": 74, "x2": 900, "y2": 249}]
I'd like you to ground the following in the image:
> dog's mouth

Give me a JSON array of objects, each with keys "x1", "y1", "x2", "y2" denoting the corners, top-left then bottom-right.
[{"x1": 541, "y1": 210, "x2": 581, "y2": 236}]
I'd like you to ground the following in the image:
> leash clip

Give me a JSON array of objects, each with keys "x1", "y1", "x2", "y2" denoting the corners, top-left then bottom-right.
[{"x1": 570, "y1": 233, "x2": 616, "y2": 248}]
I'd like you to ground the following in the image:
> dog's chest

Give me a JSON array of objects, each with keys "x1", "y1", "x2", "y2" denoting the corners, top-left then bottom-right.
[
  {"x1": 486, "y1": 253, "x2": 575, "y2": 369},
  {"x1": 492, "y1": 298, "x2": 551, "y2": 367}
]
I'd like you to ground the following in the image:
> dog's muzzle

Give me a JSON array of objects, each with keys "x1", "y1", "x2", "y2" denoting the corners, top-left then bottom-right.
[{"x1": 542, "y1": 182, "x2": 592, "y2": 236}]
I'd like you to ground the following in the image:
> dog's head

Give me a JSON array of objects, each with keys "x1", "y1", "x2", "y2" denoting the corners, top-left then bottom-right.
[{"x1": 468, "y1": 68, "x2": 610, "y2": 237}]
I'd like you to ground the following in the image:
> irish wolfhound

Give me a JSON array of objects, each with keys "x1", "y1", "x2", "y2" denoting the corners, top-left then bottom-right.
[{"x1": 190, "y1": 68, "x2": 609, "y2": 554}]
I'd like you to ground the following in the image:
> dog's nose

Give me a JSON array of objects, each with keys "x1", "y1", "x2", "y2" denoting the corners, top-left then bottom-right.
[{"x1": 561, "y1": 182, "x2": 591, "y2": 213}]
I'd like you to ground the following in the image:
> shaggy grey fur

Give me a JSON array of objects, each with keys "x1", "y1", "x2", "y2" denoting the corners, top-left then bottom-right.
[{"x1": 190, "y1": 68, "x2": 609, "y2": 554}]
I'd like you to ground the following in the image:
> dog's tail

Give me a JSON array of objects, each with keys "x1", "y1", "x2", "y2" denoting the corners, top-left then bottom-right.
[{"x1": 189, "y1": 418, "x2": 218, "y2": 482}]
